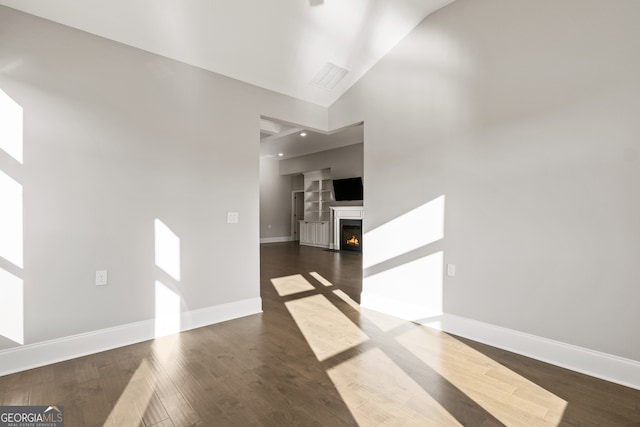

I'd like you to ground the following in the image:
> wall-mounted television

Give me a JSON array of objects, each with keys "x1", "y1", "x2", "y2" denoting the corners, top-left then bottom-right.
[{"x1": 332, "y1": 177, "x2": 363, "y2": 201}]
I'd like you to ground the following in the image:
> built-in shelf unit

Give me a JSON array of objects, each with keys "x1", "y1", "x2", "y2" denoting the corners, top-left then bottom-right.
[{"x1": 299, "y1": 170, "x2": 332, "y2": 248}]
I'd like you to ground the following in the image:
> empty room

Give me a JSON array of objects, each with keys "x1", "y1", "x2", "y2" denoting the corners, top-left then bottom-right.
[{"x1": 1, "y1": 0, "x2": 639, "y2": 426}]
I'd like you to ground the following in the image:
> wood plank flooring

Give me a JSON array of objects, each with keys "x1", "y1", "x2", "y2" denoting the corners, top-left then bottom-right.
[{"x1": 1, "y1": 241, "x2": 639, "y2": 426}]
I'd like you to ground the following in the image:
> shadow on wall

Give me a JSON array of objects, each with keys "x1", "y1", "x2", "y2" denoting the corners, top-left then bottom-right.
[
  {"x1": 362, "y1": 195, "x2": 445, "y2": 321},
  {"x1": 0, "y1": 88, "x2": 24, "y2": 346}
]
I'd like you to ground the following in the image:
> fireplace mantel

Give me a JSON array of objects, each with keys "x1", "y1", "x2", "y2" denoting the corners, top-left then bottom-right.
[{"x1": 330, "y1": 206, "x2": 364, "y2": 250}]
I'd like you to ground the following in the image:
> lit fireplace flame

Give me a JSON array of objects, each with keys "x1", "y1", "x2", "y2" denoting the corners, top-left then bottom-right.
[{"x1": 347, "y1": 235, "x2": 359, "y2": 246}]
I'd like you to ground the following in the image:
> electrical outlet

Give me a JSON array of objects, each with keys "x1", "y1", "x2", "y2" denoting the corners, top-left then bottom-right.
[
  {"x1": 95, "y1": 270, "x2": 108, "y2": 286},
  {"x1": 227, "y1": 212, "x2": 239, "y2": 224}
]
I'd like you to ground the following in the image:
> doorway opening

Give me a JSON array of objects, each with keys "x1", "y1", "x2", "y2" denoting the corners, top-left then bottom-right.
[
  {"x1": 291, "y1": 190, "x2": 304, "y2": 241},
  {"x1": 258, "y1": 115, "x2": 364, "y2": 300}
]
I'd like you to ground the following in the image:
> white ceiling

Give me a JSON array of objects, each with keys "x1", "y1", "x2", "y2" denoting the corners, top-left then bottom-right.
[
  {"x1": 0, "y1": 0, "x2": 454, "y2": 159},
  {"x1": 260, "y1": 119, "x2": 363, "y2": 160},
  {"x1": 0, "y1": 0, "x2": 454, "y2": 107}
]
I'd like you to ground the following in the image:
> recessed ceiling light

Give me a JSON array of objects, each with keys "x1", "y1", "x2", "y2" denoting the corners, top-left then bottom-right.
[
  {"x1": 278, "y1": 153, "x2": 284, "y2": 157},
  {"x1": 300, "y1": 132, "x2": 307, "y2": 137}
]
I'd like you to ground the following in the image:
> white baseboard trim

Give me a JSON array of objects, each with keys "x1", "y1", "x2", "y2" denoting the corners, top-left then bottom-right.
[
  {"x1": 361, "y1": 292, "x2": 442, "y2": 322},
  {"x1": 0, "y1": 297, "x2": 262, "y2": 377},
  {"x1": 431, "y1": 314, "x2": 640, "y2": 391},
  {"x1": 260, "y1": 236, "x2": 294, "y2": 244}
]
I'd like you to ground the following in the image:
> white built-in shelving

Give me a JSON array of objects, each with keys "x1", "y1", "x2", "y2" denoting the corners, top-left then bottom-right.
[{"x1": 299, "y1": 171, "x2": 332, "y2": 248}]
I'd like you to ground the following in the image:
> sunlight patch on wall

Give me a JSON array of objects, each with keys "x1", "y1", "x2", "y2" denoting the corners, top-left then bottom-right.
[
  {"x1": 271, "y1": 274, "x2": 316, "y2": 296},
  {"x1": 285, "y1": 294, "x2": 369, "y2": 361},
  {"x1": 0, "y1": 170, "x2": 23, "y2": 269},
  {"x1": 363, "y1": 251, "x2": 443, "y2": 321},
  {"x1": 0, "y1": 267, "x2": 24, "y2": 345},
  {"x1": 363, "y1": 195, "x2": 444, "y2": 269},
  {"x1": 396, "y1": 326, "x2": 567, "y2": 426},
  {"x1": 154, "y1": 219, "x2": 181, "y2": 281},
  {"x1": 0, "y1": 88, "x2": 24, "y2": 346},
  {"x1": 327, "y1": 347, "x2": 461, "y2": 426},
  {"x1": 154, "y1": 281, "x2": 181, "y2": 338},
  {"x1": 0, "y1": 89, "x2": 23, "y2": 164}
]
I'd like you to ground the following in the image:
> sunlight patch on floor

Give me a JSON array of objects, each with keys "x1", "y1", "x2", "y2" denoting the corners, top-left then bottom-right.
[
  {"x1": 103, "y1": 359, "x2": 166, "y2": 427},
  {"x1": 360, "y1": 307, "x2": 408, "y2": 333},
  {"x1": 271, "y1": 274, "x2": 316, "y2": 296},
  {"x1": 396, "y1": 326, "x2": 567, "y2": 427},
  {"x1": 309, "y1": 271, "x2": 334, "y2": 287},
  {"x1": 327, "y1": 347, "x2": 462, "y2": 426},
  {"x1": 151, "y1": 334, "x2": 182, "y2": 365},
  {"x1": 285, "y1": 294, "x2": 369, "y2": 361},
  {"x1": 332, "y1": 289, "x2": 359, "y2": 311}
]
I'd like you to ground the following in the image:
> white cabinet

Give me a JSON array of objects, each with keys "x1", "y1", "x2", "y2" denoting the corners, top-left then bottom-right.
[
  {"x1": 299, "y1": 221, "x2": 312, "y2": 244},
  {"x1": 315, "y1": 221, "x2": 329, "y2": 246},
  {"x1": 299, "y1": 220, "x2": 329, "y2": 248}
]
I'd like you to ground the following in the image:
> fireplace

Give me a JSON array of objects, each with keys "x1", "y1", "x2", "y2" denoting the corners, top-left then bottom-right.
[{"x1": 340, "y1": 219, "x2": 362, "y2": 252}]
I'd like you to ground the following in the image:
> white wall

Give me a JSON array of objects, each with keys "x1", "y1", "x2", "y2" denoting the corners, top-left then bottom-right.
[
  {"x1": 291, "y1": 174, "x2": 304, "y2": 191},
  {"x1": 0, "y1": 6, "x2": 326, "y2": 352},
  {"x1": 330, "y1": 0, "x2": 640, "y2": 361},
  {"x1": 259, "y1": 157, "x2": 293, "y2": 240}
]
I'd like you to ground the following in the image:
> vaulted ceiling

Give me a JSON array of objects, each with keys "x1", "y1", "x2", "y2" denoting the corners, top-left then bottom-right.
[{"x1": 0, "y1": 0, "x2": 454, "y2": 107}]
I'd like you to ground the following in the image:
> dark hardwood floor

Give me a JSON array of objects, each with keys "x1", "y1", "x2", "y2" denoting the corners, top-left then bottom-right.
[{"x1": 1, "y1": 241, "x2": 639, "y2": 426}]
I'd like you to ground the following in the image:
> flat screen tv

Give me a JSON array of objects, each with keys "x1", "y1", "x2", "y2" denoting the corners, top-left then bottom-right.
[{"x1": 332, "y1": 177, "x2": 363, "y2": 201}]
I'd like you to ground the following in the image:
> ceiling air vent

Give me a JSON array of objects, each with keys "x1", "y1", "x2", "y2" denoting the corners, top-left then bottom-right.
[{"x1": 310, "y1": 62, "x2": 349, "y2": 90}]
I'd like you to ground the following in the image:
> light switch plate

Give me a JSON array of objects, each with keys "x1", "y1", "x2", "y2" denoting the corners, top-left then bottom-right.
[{"x1": 447, "y1": 264, "x2": 456, "y2": 277}]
